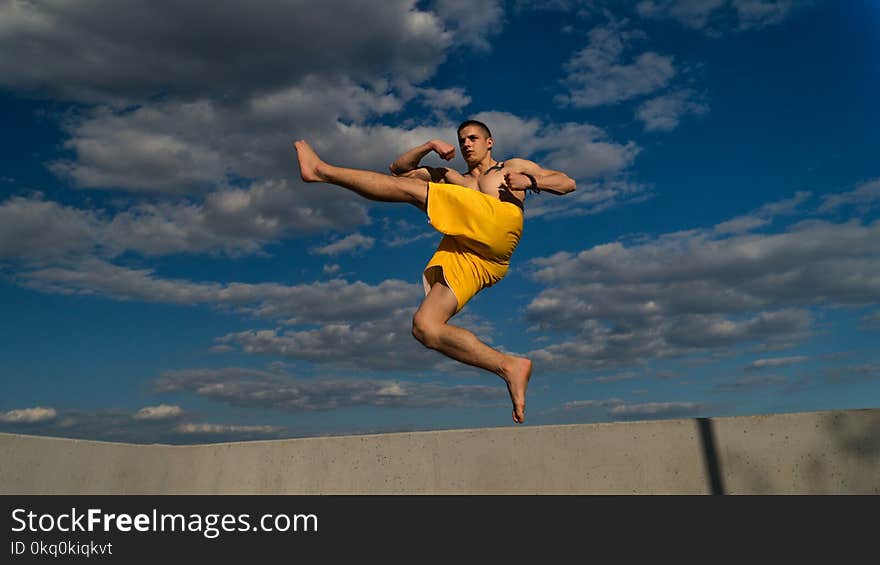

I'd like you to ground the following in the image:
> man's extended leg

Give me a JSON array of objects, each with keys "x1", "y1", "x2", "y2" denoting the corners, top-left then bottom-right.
[
  {"x1": 412, "y1": 282, "x2": 532, "y2": 423},
  {"x1": 294, "y1": 140, "x2": 427, "y2": 210}
]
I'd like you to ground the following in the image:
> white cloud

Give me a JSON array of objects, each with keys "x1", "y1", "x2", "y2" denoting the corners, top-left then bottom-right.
[
  {"x1": 225, "y1": 326, "x2": 413, "y2": 369},
  {"x1": 385, "y1": 231, "x2": 438, "y2": 248},
  {"x1": 636, "y1": 0, "x2": 810, "y2": 34},
  {"x1": 133, "y1": 404, "x2": 183, "y2": 421},
  {"x1": 526, "y1": 123, "x2": 641, "y2": 180},
  {"x1": 0, "y1": 407, "x2": 58, "y2": 424},
  {"x1": 472, "y1": 111, "x2": 641, "y2": 182},
  {"x1": 713, "y1": 191, "x2": 811, "y2": 235},
  {"x1": 216, "y1": 317, "x2": 434, "y2": 371},
  {"x1": 0, "y1": 405, "x2": 288, "y2": 444},
  {"x1": 0, "y1": 195, "x2": 101, "y2": 260},
  {"x1": 216, "y1": 307, "x2": 499, "y2": 371},
  {"x1": 0, "y1": 2, "x2": 469, "y2": 250},
  {"x1": 48, "y1": 84, "x2": 405, "y2": 195},
  {"x1": 174, "y1": 423, "x2": 284, "y2": 435},
  {"x1": 581, "y1": 371, "x2": 640, "y2": 383},
  {"x1": 608, "y1": 401, "x2": 703, "y2": 418},
  {"x1": 746, "y1": 356, "x2": 808, "y2": 370},
  {"x1": 51, "y1": 103, "x2": 225, "y2": 193},
  {"x1": 310, "y1": 233, "x2": 375, "y2": 256},
  {"x1": 563, "y1": 399, "x2": 608, "y2": 410},
  {"x1": 432, "y1": 0, "x2": 504, "y2": 52},
  {"x1": 714, "y1": 374, "x2": 788, "y2": 392},
  {"x1": 559, "y1": 22, "x2": 676, "y2": 107},
  {"x1": 0, "y1": 186, "x2": 369, "y2": 262},
  {"x1": 19, "y1": 259, "x2": 423, "y2": 324},
  {"x1": 527, "y1": 310, "x2": 811, "y2": 371},
  {"x1": 561, "y1": 397, "x2": 704, "y2": 419},
  {"x1": 525, "y1": 179, "x2": 652, "y2": 220},
  {"x1": 155, "y1": 367, "x2": 506, "y2": 410},
  {"x1": 523, "y1": 194, "x2": 880, "y2": 371},
  {"x1": 819, "y1": 179, "x2": 880, "y2": 213},
  {"x1": 636, "y1": 0, "x2": 727, "y2": 31},
  {"x1": 417, "y1": 87, "x2": 472, "y2": 111},
  {"x1": 733, "y1": 0, "x2": 801, "y2": 31},
  {"x1": 6, "y1": 107, "x2": 642, "y2": 265},
  {"x1": 0, "y1": 0, "x2": 451, "y2": 103},
  {"x1": 200, "y1": 180, "x2": 370, "y2": 240},
  {"x1": 636, "y1": 89, "x2": 709, "y2": 131},
  {"x1": 379, "y1": 219, "x2": 438, "y2": 248}
]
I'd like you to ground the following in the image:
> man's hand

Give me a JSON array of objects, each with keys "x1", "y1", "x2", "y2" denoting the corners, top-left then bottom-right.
[
  {"x1": 502, "y1": 158, "x2": 576, "y2": 195},
  {"x1": 504, "y1": 171, "x2": 534, "y2": 192},
  {"x1": 430, "y1": 140, "x2": 456, "y2": 161},
  {"x1": 390, "y1": 140, "x2": 453, "y2": 177}
]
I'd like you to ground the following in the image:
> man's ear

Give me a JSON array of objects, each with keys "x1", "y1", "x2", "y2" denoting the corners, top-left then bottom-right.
[{"x1": 486, "y1": 137, "x2": 494, "y2": 150}]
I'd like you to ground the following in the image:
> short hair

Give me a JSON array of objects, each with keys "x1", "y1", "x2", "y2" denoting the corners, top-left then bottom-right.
[{"x1": 457, "y1": 119, "x2": 492, "y2": 139}]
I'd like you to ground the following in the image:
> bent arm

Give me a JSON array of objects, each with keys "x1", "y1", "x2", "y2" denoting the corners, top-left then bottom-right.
[
  {"x1": 389, "y1": 140, "x2": 455, "y2": 182},
  {"x1": 503, "y1": 158, "x2": 576, "y2": 195}
]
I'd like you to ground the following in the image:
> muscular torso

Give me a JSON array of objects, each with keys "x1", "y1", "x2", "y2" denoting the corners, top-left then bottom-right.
[{"x1": 443, "y1": 165, "x2": 525, "y2": 207}]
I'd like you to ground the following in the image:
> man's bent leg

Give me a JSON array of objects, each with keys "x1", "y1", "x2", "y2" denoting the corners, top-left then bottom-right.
[
  {"x1": 412, "y1": 282, "x2": 532, "y2": 423},
  {"x1": 294, "y1": 140, "x2": 427, "y2": 210}
]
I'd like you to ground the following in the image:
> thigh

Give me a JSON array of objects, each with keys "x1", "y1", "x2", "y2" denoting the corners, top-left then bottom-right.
[
  {"x1": 394, "y1": 176, "x2": 429, "y2": 211},
  {"x1": 414, "y1": 282, "x2": 459, "y2": 324}
]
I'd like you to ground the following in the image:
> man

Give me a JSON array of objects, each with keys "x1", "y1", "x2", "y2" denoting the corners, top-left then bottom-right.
[{"x1": 293, "y1": 120, "x2": 575, "y2": 423}]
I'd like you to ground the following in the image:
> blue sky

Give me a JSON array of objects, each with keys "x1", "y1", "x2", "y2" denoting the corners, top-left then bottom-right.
[{"x1": 1, "y1": 0, "x2": 878, "y2": 444}]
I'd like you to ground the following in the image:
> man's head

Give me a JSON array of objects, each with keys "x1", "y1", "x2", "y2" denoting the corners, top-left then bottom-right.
[{"x1": 457, "y1": 120, "x2": 493, "y2": 165}]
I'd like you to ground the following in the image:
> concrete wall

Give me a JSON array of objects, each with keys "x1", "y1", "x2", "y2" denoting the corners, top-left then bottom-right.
[{"x1": 2, "y1": 408, "x2": 878, "y2": 494}]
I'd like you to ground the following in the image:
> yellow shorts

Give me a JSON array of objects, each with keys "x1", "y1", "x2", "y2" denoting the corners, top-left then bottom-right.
[{"x1": 422, "y1": 183, "x2": 524, "y2": 313}]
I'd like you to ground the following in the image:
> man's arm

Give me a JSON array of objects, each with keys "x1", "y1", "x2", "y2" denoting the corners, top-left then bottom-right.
[
  {"x1": 389, "y1": 140, "x2": 456, "y2": 182},
  {"x1": 502, "y1": 158, "x2": 576, "y2": 195}
]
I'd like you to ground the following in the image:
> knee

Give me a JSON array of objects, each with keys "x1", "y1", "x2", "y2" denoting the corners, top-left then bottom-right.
[{"x1": 411, "y1": 313, "x2": 441, "y2": 349}]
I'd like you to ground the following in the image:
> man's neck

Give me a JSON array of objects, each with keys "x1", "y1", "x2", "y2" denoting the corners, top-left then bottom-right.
[{"x1": 468, "y1": 155, "x2": 497, "y2": 176}]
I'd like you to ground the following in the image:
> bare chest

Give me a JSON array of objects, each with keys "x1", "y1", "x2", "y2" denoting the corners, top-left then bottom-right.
[
  {"x1": 474, "y1": 169, "x2": 503, "y2": 195},
  {"x1": 450, "y1": 168, "x2": 525, "y2": 205},
  {"x1": 478, "y1": 168, "x2": 525, "y2": 205}
]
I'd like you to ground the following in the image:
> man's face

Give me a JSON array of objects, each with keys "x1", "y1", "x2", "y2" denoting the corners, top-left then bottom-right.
[{"x1": 458, "y1": 125, "x2": 493, "y2": 165}]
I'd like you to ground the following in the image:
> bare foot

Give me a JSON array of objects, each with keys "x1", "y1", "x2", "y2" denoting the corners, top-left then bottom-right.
[
  {"x1": 502, "y1": 356, "x2": 532, "y2": 424},
  {"x1": 293, "y1": 140, "x2": 325, "y2": 183}
]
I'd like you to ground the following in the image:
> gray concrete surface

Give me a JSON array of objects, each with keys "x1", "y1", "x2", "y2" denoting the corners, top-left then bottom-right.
[{"x1": 1, "y1": 408, "x2": 878, "y2": 494}]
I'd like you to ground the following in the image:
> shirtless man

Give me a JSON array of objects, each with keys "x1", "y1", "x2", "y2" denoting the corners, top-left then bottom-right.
[{"x1": 293, "y1": 120, "x2": 575, "y2": 423}]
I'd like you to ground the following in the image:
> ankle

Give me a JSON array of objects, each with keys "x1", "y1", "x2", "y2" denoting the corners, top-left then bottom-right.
[
  {"x1": 498, "y1": 356, "x2": 515, "y2": 379},
  {"x1": 313, "y1": 161, "x2": 329, "y2": 182}
]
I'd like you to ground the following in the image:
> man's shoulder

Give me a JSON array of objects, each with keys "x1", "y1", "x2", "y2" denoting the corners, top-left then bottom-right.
[{"x1": 502, "y1": 157, "x2": 534, "y2": 168}]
